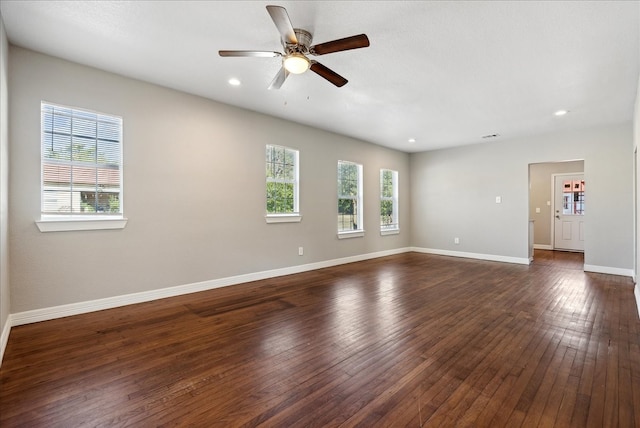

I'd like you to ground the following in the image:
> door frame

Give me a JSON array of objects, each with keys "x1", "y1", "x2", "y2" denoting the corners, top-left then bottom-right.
[{"x1": 551, "y1": 172, "x2": 585, "y2": 251}]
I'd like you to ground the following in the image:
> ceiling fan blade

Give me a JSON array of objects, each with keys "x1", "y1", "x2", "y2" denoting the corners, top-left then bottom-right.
[
  {"x1": 219, "y1": 50, "x2": 282, "y2": 58},
  {"x1": 310, "y1": 62, "x2": 348, "y2": 87},
  {"x1": 268, "y1": 67, "x2": 290, "y2": 90},
  {"x1": 311, "y1": 34, "x2": 370, "y2": 56},
  {"x1": 266, "y1": 5, "x2": 298, "y2": 45}
]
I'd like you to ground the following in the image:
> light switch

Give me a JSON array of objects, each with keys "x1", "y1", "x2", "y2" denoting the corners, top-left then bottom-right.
[
  {"x1": 535, "y1": 207, "x2": 541, "y2": 213},
  {"x1": 495, "y1": 196, "x2": 502, "y2": 204},
  {"x1": 547, "y1": 201, "x2": 551, "y2": 206}
]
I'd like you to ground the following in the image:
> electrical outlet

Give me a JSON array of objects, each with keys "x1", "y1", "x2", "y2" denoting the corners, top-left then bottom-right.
[
  {"x1": 454, "y1": 237, "x2": 460, "y2": 245},
  {"x1": 298, "y1": 247, "x2": 304, "y2": 256}
]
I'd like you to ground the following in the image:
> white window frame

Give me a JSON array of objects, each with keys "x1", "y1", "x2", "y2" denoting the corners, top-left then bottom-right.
[
  {"x1": 380, "y1": 169, "x2": 399, "y2": 235},
  {"x1": 337, "y1": 160, "x2": 364, "y2": 239},
  {"x1": 265, "y1": 144, "x2": 301, "y2": 223},
  {"x1": 36, "y1": 102, "x2": 127, "y2": 232}
]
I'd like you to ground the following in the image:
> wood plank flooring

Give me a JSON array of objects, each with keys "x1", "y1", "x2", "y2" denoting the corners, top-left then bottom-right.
[{"x1": 1, "y1": 250, "x2": 639, "y2": 427}]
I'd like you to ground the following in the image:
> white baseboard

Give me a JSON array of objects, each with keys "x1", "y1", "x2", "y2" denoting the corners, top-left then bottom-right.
[
  {"x1": 533, "y1": 244, "x2": 554, "y2": 250},
  {"x1": 635, "y1": 284, "x2": 640, "y2": 319},
  {"x1": 583, "y1": 264, "x2": 634, "y2": 277},
  {"x1": 0, "y1": 315, "x2": 11, "y2": 367},
  {"x1": 410, "y1": 247, "x2": 531, "y2": 265},
  {"x1": 10, "y1": 247, "x2": 412, "y2": 327}
]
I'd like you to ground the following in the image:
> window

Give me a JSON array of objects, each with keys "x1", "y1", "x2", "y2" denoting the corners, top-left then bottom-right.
[
  {"x1": 337, "y1": 160, "x2": 363, "y2": 238},
  {"x1": 265, "y1": 144, "x2": 301, "y2": 223},
  {"x1": 562, "y1": 179, "x2": 585, "y2": 215},
  {"x1": 380, "y1": 169, "x2": 399, "y2": 234},
  {"x1": 37, "y1": 102, "x2": 126, "y2": 232}
]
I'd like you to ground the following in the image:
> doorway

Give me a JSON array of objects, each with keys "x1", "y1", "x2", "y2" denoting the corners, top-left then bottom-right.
[{"x1": 528, "y1": 161, "x2": 585, "y2": 258}]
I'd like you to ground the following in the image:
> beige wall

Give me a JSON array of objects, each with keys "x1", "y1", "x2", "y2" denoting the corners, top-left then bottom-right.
[
  {"x1": 8, "y1": 46, "x2": 411, "y2": 313},
  {"x1": 410, "y1": 124, "x2": 634, "y2": 271},
  {"x1": 529, "y1": 161, "x2": 584, "y2": 247}
]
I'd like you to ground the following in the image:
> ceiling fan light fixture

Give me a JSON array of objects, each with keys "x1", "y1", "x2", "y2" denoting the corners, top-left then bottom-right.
[{"x1": 283, "y1": 53, "x2": 310, "y2": 74}]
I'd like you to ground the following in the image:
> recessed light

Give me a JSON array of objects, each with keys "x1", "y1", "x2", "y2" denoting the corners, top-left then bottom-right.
[
  {"x1": 228, "y1": 78, "x2": 241, "y2": 86},
  {"x1": 554, "y1": 109, "x2": 568, "y2": 116},
  {"x1": 408, "y1": 138, "x2": 416, "y2": 143}
]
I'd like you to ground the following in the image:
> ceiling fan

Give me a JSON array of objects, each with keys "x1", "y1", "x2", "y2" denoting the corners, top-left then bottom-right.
[{"x1": 219, "y1": 5, "x2": 370, "y2": 89}]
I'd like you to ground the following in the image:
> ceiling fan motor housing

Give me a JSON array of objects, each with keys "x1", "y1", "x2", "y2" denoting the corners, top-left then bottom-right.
[{"x1": 288, "y1": 28, "x2": 312, "y2": 54}]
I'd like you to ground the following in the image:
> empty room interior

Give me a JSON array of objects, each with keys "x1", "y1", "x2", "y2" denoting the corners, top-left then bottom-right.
[{"x1": 1, "y1": 1, "x2": 640, "y2": 426}]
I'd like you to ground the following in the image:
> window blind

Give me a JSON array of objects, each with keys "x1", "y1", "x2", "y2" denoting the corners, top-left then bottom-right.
[{"x1": 41, "y1": 103, "x2": 123, "y2": 215}]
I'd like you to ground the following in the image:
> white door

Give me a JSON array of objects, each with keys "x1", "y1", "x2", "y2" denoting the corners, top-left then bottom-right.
[{"x1": 554, "y1": 174, "x2": 585, "y2": 251}]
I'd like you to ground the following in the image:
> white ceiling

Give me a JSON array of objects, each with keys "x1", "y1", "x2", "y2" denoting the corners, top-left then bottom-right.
[{"x1": 1, "y1": 1, "x2": 638, "y2": 153}]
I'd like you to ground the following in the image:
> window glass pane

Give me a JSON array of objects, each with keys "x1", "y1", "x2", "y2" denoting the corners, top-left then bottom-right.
[
  {"x1": 43, "y1": 163, "x2": 71, "y2": 187},
  {"x1": 284, "y1": 163, "x2": 294, "y2": 180},
  {"x1": 281, "y1": 182, "x2": 294, "y2": 212},
  {"x1": 43, "y1": 132, "x2": 72, "y2": 161},
  {"x1": 49, "y1": 110, "x2": 71, "y2": 134},
  {"x1": 72, "y1": 136, "x2": 97, "y2": 163},
  {"x1": 266, "y1": 182, "x2": 277, "y2": 212},
  {"x1": 81, "y1": 191, "x2": 120, "y2": 213},
  {"x1": 97, "y1": 120, "x2": 121, "y2": 141},
  {"x1": 43, "y1": 190, "x2": 72, "y2": 213},
  {"x1": 97, "y1": 167, "x2": 120, "y2": 190},
  {"x1": 73, "y1": 108, "x2": 97, "y2": 121},
  {"x1": 338, "y1": 163, "x2": 358, "y2": 197},
  {"x1": 72, "y1": 117, "x2": 97, "y2": 138},
  {"x1": 338, "y1": 199, "x2": 358, "y2": 230},
  {"x1": 274, "y1": 161, "x2": 284, "y2": 180},
  {"x1": 284, "y1": 149, "x2": 294, "y2": 166},
  {"x1": 265, "y1": 146, "x2": 275, "y2": 178},
  {"x1": 382, "y1": 170, "x2": 393, "y2": 197},
  {"x1": 381, "y1": 200, "x2": 393, "y2": 226},
  {"x1": 97, "y1": 139, "x2": 121, "y2": 166},
  {"x1": 266, "y1": 182, "x2": 294, "y2": 213}
]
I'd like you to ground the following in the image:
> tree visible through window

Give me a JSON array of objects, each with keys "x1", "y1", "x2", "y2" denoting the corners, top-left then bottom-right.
[
  {"x1": 266, "y1": 145, "x2": 299, "y2": 214},
  {"x1": 380, "y1": 169, "x2": 399, "y2": 231},
  {"x1": 338, "y1": 160, "x2": 363, "y2": 232},
  {"x1": 41, "y1": 102, "x2": 122, "y2": 215}
]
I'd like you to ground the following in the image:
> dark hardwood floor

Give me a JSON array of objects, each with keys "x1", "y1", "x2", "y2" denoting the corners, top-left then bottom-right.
[{"x1": 1, "y1": 250, "x2": 639, "y2": 427}]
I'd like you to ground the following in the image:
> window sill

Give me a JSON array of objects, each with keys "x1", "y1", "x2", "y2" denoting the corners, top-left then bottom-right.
[
  {"x1": 36, "y1": 216, "x2": 128, "y2": 232},
  {"x1": 381, "y1": 228, "x2": 400, "y2": 236},
  {"x1": 265, "y1": 214, "x2": 302, "y2": 224},
  {"x1": 337, "y1": 230, "x2": 365, "y2": 239}
]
